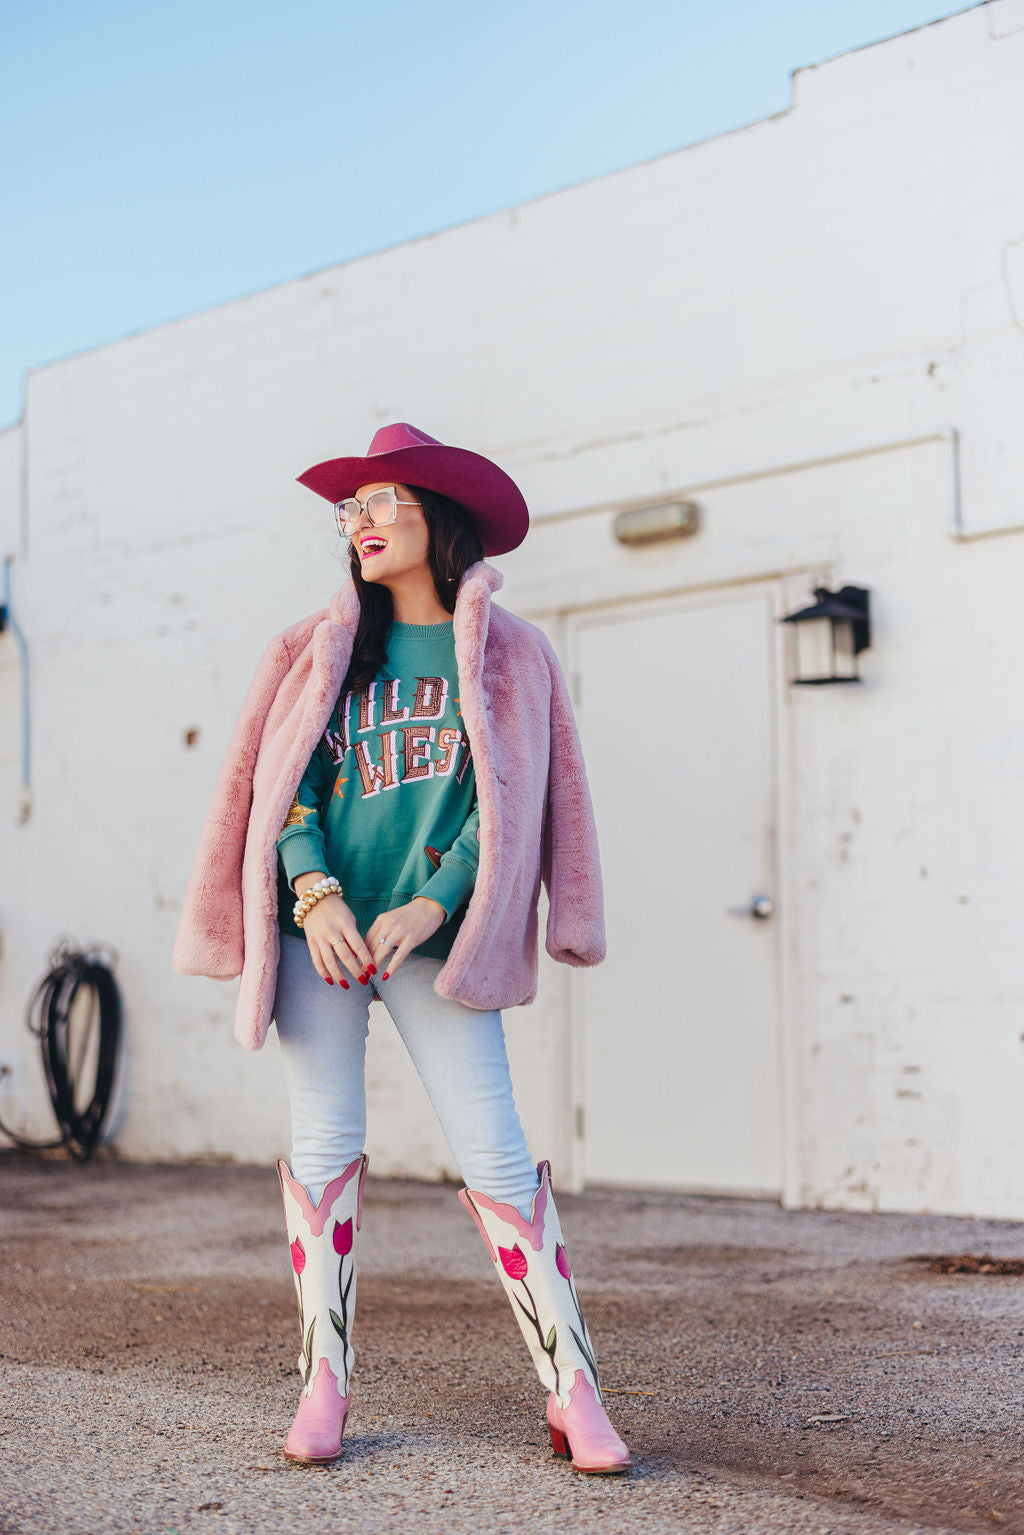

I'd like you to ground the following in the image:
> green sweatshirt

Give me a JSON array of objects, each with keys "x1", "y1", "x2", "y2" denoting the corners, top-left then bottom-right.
[{"x1": 275, "y1": 619, "x2": 479, "y2": 959}]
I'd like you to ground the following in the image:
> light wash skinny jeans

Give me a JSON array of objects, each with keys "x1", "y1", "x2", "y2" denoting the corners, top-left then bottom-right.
[{"x1": 272, "y1": 932, "x2": 541, "y2": 1218}]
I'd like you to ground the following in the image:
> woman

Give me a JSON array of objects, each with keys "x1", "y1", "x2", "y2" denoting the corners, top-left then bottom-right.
[{"x1": 172, "y1": 422, "x2": 630, "y2": 1475}]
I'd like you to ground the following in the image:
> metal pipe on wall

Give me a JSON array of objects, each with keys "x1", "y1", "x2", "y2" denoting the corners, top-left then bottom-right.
[{"x1": 2, "y1": 554, "x2": 32, "y2": 824}]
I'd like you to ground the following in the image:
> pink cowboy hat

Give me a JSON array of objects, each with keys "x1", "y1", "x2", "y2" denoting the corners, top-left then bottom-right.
[{"x1": 296, "y1": 422, "x2": 530, "y2": 557}]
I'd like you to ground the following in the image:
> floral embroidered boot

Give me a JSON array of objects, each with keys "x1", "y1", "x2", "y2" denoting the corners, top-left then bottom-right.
[
  {"x1": 276, "y1": 1153, "x2": 368, "y2": 1464},
  {"x1": 460, "y1": 1160, "x2": 631, "y2": 1475}
]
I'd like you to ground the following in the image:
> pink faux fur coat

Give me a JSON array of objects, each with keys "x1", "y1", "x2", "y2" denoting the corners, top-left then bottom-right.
[{"x1": 172, "y1": 559, "x2": 606, "y2": 1050}]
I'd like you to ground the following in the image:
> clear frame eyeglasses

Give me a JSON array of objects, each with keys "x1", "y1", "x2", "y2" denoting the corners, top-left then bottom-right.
[{"x1": 334, "y1": 486, "x2": 420, "y2": 539}]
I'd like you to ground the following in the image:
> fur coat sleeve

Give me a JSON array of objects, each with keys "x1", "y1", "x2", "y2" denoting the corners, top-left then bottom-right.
[{"x1": 538, "y1": 636, "x2": 606, "y2": 967}]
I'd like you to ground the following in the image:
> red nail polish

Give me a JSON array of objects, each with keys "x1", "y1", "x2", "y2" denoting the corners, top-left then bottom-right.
[
  {"x1": 340, "y1": 978, "x2": 350, "y2": 989},
  {"x1": 325, "y1": 976, "x2": 333, "y2": 985},
  {"x1": 367, "y1": 963, "x2": 377, "y2": 975},
  {"x1": 358, "y1": 974, "x2": 368, "y2": 985},
  {"x1": 381, "y1": 971, "x2": 389, "y2": 981}
]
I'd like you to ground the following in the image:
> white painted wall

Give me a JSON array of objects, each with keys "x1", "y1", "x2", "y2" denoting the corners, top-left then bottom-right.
[{"x1": 2, "y1": 1, "x2": 1024, "y2": 1214}]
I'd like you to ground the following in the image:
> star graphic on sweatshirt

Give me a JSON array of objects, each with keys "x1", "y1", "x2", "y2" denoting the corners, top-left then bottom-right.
[
  {"x1": 281, "y1": 795, "x2": 316, "y2": 830},
  {"x1": 332, "y1": 775, "x2": 350, "y2": 802}
]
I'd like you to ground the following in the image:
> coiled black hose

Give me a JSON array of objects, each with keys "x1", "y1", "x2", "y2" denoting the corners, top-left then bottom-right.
[{"x1": 0, "y1": 937, "x2": 122, "y2": 1163}]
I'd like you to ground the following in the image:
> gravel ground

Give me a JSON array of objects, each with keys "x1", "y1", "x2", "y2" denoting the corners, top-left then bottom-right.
[{"x1": 3, "y1": 1153, "x2": 1024, "y2": 1534}]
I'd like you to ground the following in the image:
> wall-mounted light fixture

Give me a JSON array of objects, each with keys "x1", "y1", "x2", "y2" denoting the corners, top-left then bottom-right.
[
  {"x1": 613, "y1": 499, "x2": 699, "y2": 546},
  {"x1": 780, "y1": 584, "x2": 871, "y2": 685}
]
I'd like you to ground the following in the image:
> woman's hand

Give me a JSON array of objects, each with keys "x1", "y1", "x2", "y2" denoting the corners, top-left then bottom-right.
[
  {"x1": 366, "y1": 897, "x2": 446, "y2": 979},
  {"x1": 298, "y1": 889, "x2": 376, "y2": 987}
]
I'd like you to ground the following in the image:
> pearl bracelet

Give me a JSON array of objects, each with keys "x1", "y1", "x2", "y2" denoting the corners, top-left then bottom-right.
[{"x1": 293, "y1": 875, "x2": 343, "y2": 927}]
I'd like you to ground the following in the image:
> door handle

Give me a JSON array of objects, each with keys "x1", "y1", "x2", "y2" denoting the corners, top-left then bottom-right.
[{"x1": 727, "y1": 894, "x2": 774, "y2": 921}]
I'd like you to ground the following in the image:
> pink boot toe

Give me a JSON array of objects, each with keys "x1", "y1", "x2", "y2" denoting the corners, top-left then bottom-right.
[{"x1": 284, "y1": 1358, "x2": 350, "y2": 1463}]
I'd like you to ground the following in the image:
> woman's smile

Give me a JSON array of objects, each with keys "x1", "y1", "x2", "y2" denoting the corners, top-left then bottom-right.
[{"x1": 359, "y1": 534, "x2": 389, "y2": 561}]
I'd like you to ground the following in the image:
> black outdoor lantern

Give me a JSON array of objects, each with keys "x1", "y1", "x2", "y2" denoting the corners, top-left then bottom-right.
[{"x1": 780, "y1": 584, "x2": 871, "y2": 685}]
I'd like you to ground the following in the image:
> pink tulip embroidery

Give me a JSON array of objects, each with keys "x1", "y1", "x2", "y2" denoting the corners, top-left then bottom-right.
[
  {"x1": 288, "y1": 1236, "x2": 314, "y2": 1387},
  {"x1": 497, "y1": 1244, "x2": 561, "y2": 1397},
  {"x1": 287, "y1": 1220, "x2": 358, "y2": 1395},
  {"x1": 329, "y1": 1226, "x2": 357, "y2": 1392},
  {"x1": 555, "y1": 1243, "x2": 571, "y2": 1280},
  {"x1": 499, "y1": 1244, "x2": 528, "y2": 1281}
]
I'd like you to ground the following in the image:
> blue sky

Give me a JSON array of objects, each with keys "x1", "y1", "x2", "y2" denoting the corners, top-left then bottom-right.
[{"x1": 1, "y1": 0, "x2": 968, "y2": 428}]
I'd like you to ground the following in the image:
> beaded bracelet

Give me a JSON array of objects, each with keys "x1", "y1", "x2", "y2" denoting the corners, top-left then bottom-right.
[{"x1": 293, "y1": 875, "x2": 343, "y2": 927}]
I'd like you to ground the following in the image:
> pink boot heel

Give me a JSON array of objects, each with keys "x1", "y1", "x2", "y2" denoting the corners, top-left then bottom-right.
[
  {"x1": 284, "y1": 1358, "x2": 350, "y2": 1463},
  {"x1": 548, "y1": 1424, "x2": 571, "y2": 1458},
  {"x1": 546, "y1": 1369, "x2": 631, "y2": 1474}
]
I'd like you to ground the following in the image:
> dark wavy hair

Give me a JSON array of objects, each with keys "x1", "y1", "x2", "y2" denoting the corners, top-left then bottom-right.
[{"x1": 341, "y1": 483, "x2": 485, "y2": 694}]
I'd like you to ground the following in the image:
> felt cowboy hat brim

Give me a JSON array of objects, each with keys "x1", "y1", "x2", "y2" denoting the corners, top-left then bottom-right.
[{"x1": 296, "y1": 422, "x2": 530, "y2": 557}]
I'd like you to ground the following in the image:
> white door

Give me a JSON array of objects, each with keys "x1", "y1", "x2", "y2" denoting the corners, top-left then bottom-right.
[{"x1": 572, "y1": 586, "x2": 783, "y2": 1194}]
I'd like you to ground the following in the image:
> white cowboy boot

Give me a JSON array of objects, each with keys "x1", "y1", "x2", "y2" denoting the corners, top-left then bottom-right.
[
  {"x1": 276, "y1": 1153, "x2": 368, "y2": 1463},
  {"x1": 460, "y1": 1160, "x2": 631, "y2": 1474}
]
